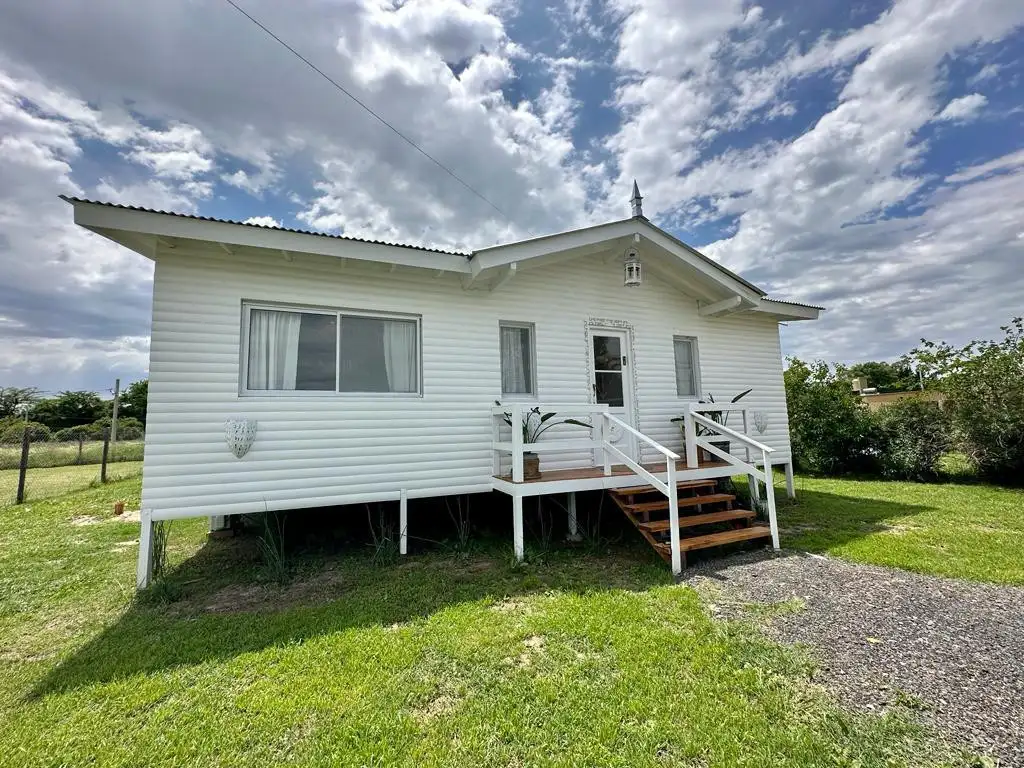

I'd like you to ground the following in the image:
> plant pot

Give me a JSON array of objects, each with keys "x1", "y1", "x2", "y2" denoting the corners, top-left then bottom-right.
[
  {"x1": 113, "y1": 500, "x2": 125, "y2": 516},
  {"x1": 523, "y1": 452, "x2": 541, "y2": 480},
  {"x1": 699, "y1": 438, "x2": 730, "y2": 464}
]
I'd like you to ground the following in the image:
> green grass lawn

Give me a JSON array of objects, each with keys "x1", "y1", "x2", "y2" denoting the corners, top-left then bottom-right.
[
  {"x1": 0, "y1": 461, "x2": 142, "y2": 507},
  {"x1": 775, "y1": 475, "x2": 1024, "y2": 585},
  {"x1": 0, "y1": 478, "x2": 972, "y2": 767}
]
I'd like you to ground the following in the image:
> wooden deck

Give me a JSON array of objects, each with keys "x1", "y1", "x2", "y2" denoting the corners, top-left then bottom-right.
[{"x1": 492, "y1": 459, "x2": 734, "y2": 496}]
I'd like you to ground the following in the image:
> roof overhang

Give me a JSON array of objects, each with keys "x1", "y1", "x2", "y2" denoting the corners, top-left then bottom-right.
[
  {"x1": 471, "y1": 217, "x2": 766, "y2": 303},
  {"x1": 62, "y1": 197, "x2": 472, "y2": 273},
  {"x1": 62, "y1": 198, "x2": 823, "y2": 320}
]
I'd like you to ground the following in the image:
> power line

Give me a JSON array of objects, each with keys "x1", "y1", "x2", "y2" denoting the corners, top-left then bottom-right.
[{"x1": 221, "y1": 0, "x2": 510, "y2": 221}]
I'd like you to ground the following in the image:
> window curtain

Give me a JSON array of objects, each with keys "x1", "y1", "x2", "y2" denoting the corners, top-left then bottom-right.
[
  {"x1": 674, "y1": 338, "x2": 696, "y2": 396},
  {"x1": 248, "y1": 309, "x2": 302, "y2": 390},
  {"x1": 382, "y1": 320, "x2": 417, "y2": 393},
  {"x1": 501, "y1": 326, "x2": 530, "y2": 394}
]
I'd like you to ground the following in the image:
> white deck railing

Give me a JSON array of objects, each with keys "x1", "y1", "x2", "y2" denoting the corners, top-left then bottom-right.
[
  {"x1": 491, "y1": 402, "x2": 779, "y2": 573},
  {"x1": 683, "y1": 406, "x2": 779, "y2": 550},
  {"x1": 601, "y1": 413, "x2": 684, "y2": 573},
  {"x1": 490, "y1": 403, "x2": 610, "y2": 482}
]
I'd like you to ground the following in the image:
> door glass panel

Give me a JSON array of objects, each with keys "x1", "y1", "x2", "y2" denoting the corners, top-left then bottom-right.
[
  {"x1": 595, "y1": 372, "x2": 624, "y2": 407},
  {"x1": 592, "y1": 336, "x2": 621, "y2": 371}
]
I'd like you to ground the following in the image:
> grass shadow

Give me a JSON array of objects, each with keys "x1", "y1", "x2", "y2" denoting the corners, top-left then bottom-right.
[
  {"x1": 772, "y1": 486, "x2": 937, "y2": 552},
  {"x1": 31, "y1": 533, "x2": 670, "y2": 698}
]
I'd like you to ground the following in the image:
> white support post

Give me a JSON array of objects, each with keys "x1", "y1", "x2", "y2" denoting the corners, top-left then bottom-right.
[
  {"x1": 566, "y1": 492, "x2": 581, "y2": 542},
  {"x1": 762, "y1": 450, "x2": 780, "y2": 550},
  {"x1": 748, "y1": 474, "x2": 761, "y2": 505},
  {"x1": 511, "y1": 403, "x2": 524, "y2": 483},
  {"x1": 602, "y1": 414, "x2": 612, "y2": 476},
  {"x1": 592, "y1": 411, "x2": 605, "y2": 470},
  {"x1": 683, "y1": 411, "x2": 698, "y2": 468},
  {"x1": 512, "y1": 493, "x2": 525, "y2": 561},
  {"x1": 741, "y1": 409, "x2": 751, "y2": 463},
  {"x1": 137, "y1": 510, "x2": 154, "y2": 590},
  {"x1": 491, "y1": 412, "x2": 501, "y2": 476},
  {"x1": 399, "y1": 489, "x2": 408, "y2": 555},
  {"x1": 667, "y1": 461, "x2": 682, "y2": 575},
  {"x1": 784, "y1": 460, "x2": 796, "y2": 499}
]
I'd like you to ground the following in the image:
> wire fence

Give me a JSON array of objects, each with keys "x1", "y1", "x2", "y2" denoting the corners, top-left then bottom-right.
[{"x1": 0, "y1": 431, "x2": 143, "y2": 508}]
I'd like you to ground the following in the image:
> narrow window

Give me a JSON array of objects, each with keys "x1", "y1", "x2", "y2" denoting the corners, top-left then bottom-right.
[
  {"x1": 499, "y1": 322, "x2": 535, "y2": 396},
  {"x1": 673, "y1": 336, "x2": 699, "y2": 397}
]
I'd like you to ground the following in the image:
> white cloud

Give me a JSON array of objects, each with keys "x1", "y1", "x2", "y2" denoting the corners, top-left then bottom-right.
[
  {"x1": 242, "y1": 215, "x2": 283, "y2": 227},
  {"x1": 935, "y1": 92, "x2": 988, "y2": 121}
]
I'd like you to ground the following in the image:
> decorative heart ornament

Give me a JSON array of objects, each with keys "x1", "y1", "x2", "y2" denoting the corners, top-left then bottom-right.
[{"x1": 225, "y1": 418, "x2": 258, "y2": 458}]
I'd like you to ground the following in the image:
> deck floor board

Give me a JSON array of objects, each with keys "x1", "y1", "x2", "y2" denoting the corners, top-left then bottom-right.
[{"x1": 495, "y1": 459, "x2": 731, "y2": 484}]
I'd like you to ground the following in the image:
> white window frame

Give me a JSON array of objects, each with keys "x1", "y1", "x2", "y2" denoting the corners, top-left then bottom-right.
[
  {"x1": 499, "y1": 321, "x2": 538, "y2": 399},
  {"x1": 239, "y1": 300, "x2": 422, "y2": 398},
  {"x1": 673, "y1": 335, "x2": 701, "y2": 399}
]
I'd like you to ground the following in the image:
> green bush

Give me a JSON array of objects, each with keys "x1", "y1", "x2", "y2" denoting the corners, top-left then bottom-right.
[
  {"x1": 53, "y1": 425, "x2": 95, "y2": 442},
  {"x1": 0, "y1": 421, "x2": 52, "y2": 444},
  {"x1": 913, "y1": 317, "x2": 1024, "y2": 484},
  {"x1": 86, "y1": 416, "x2": 145, "y2": 441},
  {"x1": 873, "y1": 399, "x2": 952, "y2": 481},
  {"x1": 784, "y1": 359, "x2": 878, "y2": 475}
]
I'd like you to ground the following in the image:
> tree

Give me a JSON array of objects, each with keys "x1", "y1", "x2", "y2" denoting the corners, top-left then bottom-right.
[
  {"x1": 0, "y1": 387, "x2": 40, "y2": 418},
  {"x1": 784, "y1": 359, "x2": 878, "y2": 475},
  {"x1": 29, "y1": 391, "x2": 106, "y2": 432},
  {"x1": 912, "y1": 317, "x2": 1024, "y2": 484},
  {"x1": 845, "y1": 360, "x2": 920, "y2": 392},
  {"x1": 119, "y1": 379, "x2": 149, "y2": 425}
]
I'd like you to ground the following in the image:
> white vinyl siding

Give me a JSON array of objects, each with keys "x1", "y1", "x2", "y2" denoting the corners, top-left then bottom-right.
[
  {"x1": 499, "y1": 322, "x2": 536, "y2": 397},
  {"x1": 673, "y1": 336, "x2": 700, "y2": 397},
  {"x1": 142, "y1": 246, "x2": 793, "y2": 519}
]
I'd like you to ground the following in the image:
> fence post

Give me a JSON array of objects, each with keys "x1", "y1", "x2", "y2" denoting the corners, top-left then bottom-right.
[
  {"x1": 110, "y1": 377, "x2": 121, "y2": 445},
  {"x1": 15, "y1": 427, "x2": 30, "y2": 505},
  {"x1": 100, "y1": 428, "x2": 110, "y2": 484}
]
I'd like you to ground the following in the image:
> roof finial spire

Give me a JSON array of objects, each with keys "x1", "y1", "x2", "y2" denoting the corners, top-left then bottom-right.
[{"x1": 630, "y1": 180, "x2": 644, "y2": 218}]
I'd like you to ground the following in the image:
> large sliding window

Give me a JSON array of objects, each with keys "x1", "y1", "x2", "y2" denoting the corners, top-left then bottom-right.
[{"x1": 243, "y1": 303, "x2": 420, "y2": 395}]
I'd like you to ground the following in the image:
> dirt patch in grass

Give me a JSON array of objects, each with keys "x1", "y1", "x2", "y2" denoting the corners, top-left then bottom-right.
[
  {"x1": 70, "y1": 516, "x2": 101, "y2": 527},
  {"x1": 186, "y1": 565, "x2": 349, "y2": 615}
]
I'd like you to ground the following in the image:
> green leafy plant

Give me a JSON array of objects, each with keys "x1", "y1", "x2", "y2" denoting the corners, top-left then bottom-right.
[
  {"x1": 494, "y1": 401, "x2": 591, "y2": 445},
  {"x1": 873, "y1": 399, "x2": 951, "y2": 481},
  {"x1": 911, "y1": 317, "x2": 1024, "y2": 483}
]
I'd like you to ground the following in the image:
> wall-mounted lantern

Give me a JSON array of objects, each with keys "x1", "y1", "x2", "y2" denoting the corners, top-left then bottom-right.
[{"x1": 624, "y1": 247, "x2": 642, "y2": 287}]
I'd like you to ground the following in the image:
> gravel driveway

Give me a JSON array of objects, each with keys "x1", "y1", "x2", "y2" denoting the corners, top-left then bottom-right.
[{"x1": 685, "y1": 550, "x2": 1024, "y2": 766}]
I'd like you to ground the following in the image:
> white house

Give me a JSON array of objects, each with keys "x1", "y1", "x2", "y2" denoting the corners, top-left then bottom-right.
[{"x1": 63, "y1": 186, "x2": 820, "y2": 587}]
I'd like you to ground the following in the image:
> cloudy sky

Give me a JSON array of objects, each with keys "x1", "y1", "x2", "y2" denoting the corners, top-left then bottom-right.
[{"x1": 1, "y1": 0, "x2": 1022, "y2": 394}]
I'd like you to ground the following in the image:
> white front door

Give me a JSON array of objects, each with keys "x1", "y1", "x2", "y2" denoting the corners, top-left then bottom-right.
[{"x1": 590, "y1": 328, "x2": 637, "y2": 460}]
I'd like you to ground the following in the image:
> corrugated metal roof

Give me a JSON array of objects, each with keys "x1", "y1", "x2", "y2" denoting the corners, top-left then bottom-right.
[
  {"x1": 762, "y1": 297, "x2": 826, "y2": 311},
  {"x1": 59, "y1": 196, "x2": 471, "y2": 257}
]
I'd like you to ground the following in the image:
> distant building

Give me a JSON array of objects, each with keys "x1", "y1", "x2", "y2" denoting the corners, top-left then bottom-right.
[{"x1": 851, "y1": 378, "x2": 944, "y2": 411}]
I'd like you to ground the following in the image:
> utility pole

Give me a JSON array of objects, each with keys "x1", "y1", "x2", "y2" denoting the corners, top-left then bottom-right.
[{"x1": 110, "y1": 378, "x2": 121, "y2": 445}]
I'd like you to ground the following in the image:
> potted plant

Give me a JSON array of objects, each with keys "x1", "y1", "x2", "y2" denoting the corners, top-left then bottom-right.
[
  {"x1": 671, "y1": 389, "x2": 752, "y2": 463},
  {"x1": 495, "y1": 402, "x2": 591, "y2": 480}
]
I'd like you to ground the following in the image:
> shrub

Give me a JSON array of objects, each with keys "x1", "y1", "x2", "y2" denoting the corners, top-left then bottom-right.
[
  {"x1": 873, "y1": 399, "x2": 951, "y2": 481},
  {"x1": 784, "y1": 359, "x2": 878, "y2": 475},
  {"x1": 53, "y1": 424, "x2": 95, "y2": 443},
  {"x1": 87, "y1": 417, "x2": 145, "y2": 441},
  {"x1": 913, "y1": 318, "x2": 1024, "y2": 484},
  {"x1": 0, "y1": 421, "x2": 52, "y2": 444}
]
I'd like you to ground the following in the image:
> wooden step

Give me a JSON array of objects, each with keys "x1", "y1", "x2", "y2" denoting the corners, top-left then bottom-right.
[
  {"x1": 610, "y1": 479, "x2": 718, "y2": 497},
  {"x1": 653, "y1": 525, "x2": 772, "y2": 556},
  {"x1": 639, "y1": 509, "x2": 755, "y2": 533},
  {"x1": 623, "y1": 493, "x2": 735, "y2": 514}
]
